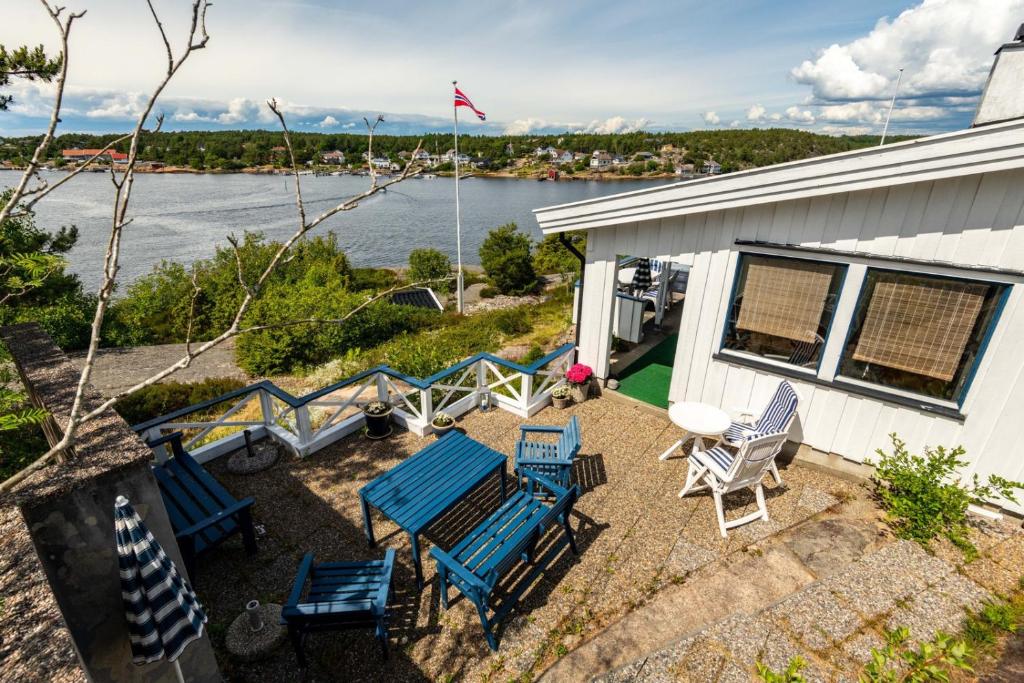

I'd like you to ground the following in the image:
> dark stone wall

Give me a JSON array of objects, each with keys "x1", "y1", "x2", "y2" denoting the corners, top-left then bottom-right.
[{"x1": 1, "y1": 324, "x2": 220, "y2": 682}]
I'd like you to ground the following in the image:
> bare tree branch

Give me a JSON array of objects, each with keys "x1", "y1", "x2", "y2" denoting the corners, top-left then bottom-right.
[
  {"x1": 0, "y1": 1, "x2": 84, "y2": 225},
  {"x1": 0, "y1": 1, "x2": 214, "y2": 491},
  {"x1": 0, "y1": 2, "x2": 439, "y2": 492}
]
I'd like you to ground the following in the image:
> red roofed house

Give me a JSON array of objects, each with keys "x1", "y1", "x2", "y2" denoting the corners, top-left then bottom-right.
[{"x1": 62, "y1": 148, "x2": 128, "y2": 164}]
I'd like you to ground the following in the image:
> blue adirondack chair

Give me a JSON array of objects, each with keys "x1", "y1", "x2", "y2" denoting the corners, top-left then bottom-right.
[
  {"x1": 514, "y1": 415, "x2": 582, "y2": 489},
  {"x1": 281, "y1": 549, "x2": 396, "y2": 666}
]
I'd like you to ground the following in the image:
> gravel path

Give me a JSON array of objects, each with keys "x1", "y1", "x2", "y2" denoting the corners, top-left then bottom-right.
[{"x1": 68, "y1": 339, "x2": 247, "y2": 398}]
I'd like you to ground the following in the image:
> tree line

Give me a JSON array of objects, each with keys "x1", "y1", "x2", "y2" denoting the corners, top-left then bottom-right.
[{"x1": 0, "y1": 128, "x2": 914, "y2": 173}]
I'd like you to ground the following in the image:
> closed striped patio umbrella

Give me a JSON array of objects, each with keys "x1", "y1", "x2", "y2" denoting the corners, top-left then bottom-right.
[
  {"x1": 115, "y1": 495, "x2": 207, "y2": 683},
  {"x1": 630, "y1": 258, "x2": 653, "y2": 295}
]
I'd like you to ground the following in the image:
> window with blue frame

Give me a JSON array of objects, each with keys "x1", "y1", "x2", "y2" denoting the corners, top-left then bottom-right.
[
  {"x1": 722, "y1": 254, "x2": 845, "y2": 369},
  {"x1": 838, "y1": 269, "x2": 1007, "y2": 402}
]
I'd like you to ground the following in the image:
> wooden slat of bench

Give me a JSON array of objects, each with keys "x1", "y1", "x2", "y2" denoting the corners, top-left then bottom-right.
[
  {"x1": 454, "y1": 495, "x2": 544, "y2": 566},
  {"x1": 164, "y1": 459, "x2": 230, "y2": 521},
  {"x1": 471, "y1": 506, "x2": 548, "y2": 582},
  {"x1": 151, "y1": 466, "x2": 235, "y2": 549},
  {"x1": 173, "y1": 450, "x2": 239, "y2": 507},
  {"x1": 360, "y1": 432, "x2": 467, "y2": 498}
]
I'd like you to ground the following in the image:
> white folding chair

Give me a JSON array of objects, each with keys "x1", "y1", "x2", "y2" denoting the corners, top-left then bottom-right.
[
  {"x1": 724, "y1": 381, "x2": 801, "y2": 485},
  {"x1": 679, "y1": 431, "x2": 790, "y2": 538}
]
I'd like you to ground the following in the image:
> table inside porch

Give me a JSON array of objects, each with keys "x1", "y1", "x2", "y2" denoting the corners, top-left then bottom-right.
[{"x1": 359, "y1": 430, "x2": 507, "y2": 589}]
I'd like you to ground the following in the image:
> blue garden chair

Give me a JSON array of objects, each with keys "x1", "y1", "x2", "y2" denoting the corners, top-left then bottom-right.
[{"x1": 514, "y1": 415, "x2": 582, "y2": 489}]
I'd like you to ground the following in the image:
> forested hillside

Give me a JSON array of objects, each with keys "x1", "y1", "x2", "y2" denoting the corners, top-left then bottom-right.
[{"x1": 0, "y1": 128, "x2": 914, "y2": 173}]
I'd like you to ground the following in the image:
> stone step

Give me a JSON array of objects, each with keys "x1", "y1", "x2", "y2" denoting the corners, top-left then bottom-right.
[
  {"x1": 594, "y1": 540, "x2": 992, "y2": 682},
  {"x1": 540, "y1": 514, "x2": 887, "y2": 681}
]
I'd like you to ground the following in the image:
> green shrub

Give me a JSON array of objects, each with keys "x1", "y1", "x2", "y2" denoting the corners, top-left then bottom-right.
[
  {"x1": 493, "y1": 308, "x2": 532, "y2": 336},
  {"x1": 870, "y1": 434, "x2": 1024, "y2": 558},
  {"x1": 1, "y1": 293, "x2": 97, "y2": 350},
  {"x1": 755, "y1": 656, "x2": 806, "y2": 683},
  {"x1": 480, "y1": 285, "x2": 498, "y2": 299},
  {"x1": 479, "y1": 223, "x2": 538, "y2": 295},
  {"x1": 861, "y1": 627, "x2": 972, "y2": 682},
  {"x1": 520, "y1": 344, "x2": 544, "y2": 365},
  {"x1": 113, "y1": 377, "x2": 248, "y2": 426},
  {"x1": 533, "y1": 232, "x2": 585, "y2": 277},
  {"x1": 408, "y1": 248, "x2": 452, "y2": 293},
  {"x1": 349, "y1": 267, "x2": 398, "y2": 292}
]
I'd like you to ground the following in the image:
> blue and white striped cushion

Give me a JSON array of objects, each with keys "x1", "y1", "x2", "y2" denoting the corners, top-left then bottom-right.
[
  {"x1": 725, "y1": 422, "x2": 756, "y2": 442},
  {"x1": 754, "y1": 382, "x2": 798, "y2": 435},
  {"x1": 699, "y1": 445, "x2": 735, "y2": 473}
]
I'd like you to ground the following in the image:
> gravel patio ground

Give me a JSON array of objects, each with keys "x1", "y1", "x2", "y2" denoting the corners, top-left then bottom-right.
[{"x1": 193, "y1": 396, "x2": 870, "y2": 681}]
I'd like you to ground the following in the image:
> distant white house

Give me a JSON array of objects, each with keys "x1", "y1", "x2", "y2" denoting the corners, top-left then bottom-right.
[
  {"x1": 702, "y1": 159, "x2": 722, "y2": 174},
  {"x1": 370, "y1": 157, "x2": 391, "y2": 169},
  {"x1": 590, "y1": 151, "x2": 613, "y2": 170},
  {"x1": 633, "y1": 151, "x2": 656, "y2": 161},
  {"x1": 412, "y1": 149, "x2": 431, "y2": 162},
  {"x1": 535, "y1": 145, "x2": 558, "y2": 158},
  {"x1": 321, "y1": 150, "x2": 345, "y2": 164},
  {"x1": 552, "y1": 150, "x2": 575, "y2": 164},
  {"x1": 443, "y1": 149, "x2": 471, "y2": 164},
  {"x1": 612, "y1": 155, "x2": 627, "y2": 166}
]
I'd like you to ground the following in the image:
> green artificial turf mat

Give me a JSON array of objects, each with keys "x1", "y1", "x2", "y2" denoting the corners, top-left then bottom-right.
[{"x1": 615, "y1": 334, "x2": 677, "y2": 409}]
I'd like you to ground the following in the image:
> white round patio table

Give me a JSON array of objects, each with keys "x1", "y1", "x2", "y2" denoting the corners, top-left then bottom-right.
[
  {"x1": 658, "y1": 401, "x2": 731, "y2": 461},
  {"x1": 617, "y1": 267, "x2": 637, "y2": 286}
]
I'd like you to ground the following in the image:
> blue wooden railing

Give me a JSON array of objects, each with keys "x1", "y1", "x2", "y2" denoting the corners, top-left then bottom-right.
[{"x1": 133, "y1": 343, "x2": 576, "y2": 462}]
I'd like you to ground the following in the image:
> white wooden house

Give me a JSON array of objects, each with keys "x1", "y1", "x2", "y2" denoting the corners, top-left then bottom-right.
[{"x1": 535, "y1": 34, "x2": 1024, "y2": 512}]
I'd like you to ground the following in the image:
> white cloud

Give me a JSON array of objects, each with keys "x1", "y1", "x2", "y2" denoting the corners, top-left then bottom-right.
[
  {"x1": 318, "y1": 115, "x2": 339, "y2": 128},
  {"x1": 342, "y1": 122, "x2": 357, "y2": 129},
  {"x1": 504, "y1": 117, "x2": 551, "y2": 135},
  {"x1": 818, "y1": 102, "x2": 884, "y2": 124},
  {"x1": 791, "y1": 0, "x2": 1024, "y2": 102},
  {"x1": 730, "y1": 120, "x2": 741, "y2": 128},
  {"x1": 172, "y1": 108, "x2": 214, "y2": 123},
  {"x1": 785, "y1": 106, "x2": 816, "y2": 124},
  {"x1": 702, "y1": 111, "x2": 720, "y2": 125},
  {"x1": 85, "y1": 91, "x2": 147, "y2": 119},
  {"x1": 746, "y1": 104, "x2": 766, "y2": 122},
  {"x1": 217, "y1": 98, "x2": 260, "y2": 124},
  {"x1": 574, "y1": 116, "x2": 651, "y2": 134},
  {"x1": 820, "y1": 124, "x2": 875, "y2": 136},
  {"x1": 769, "y1": 113, "x2": 783, "y2": 121}
]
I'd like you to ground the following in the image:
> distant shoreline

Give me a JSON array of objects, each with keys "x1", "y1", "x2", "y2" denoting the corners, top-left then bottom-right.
[{"x1": 0, "y1": 164, "x2": 689, "y2": 182}]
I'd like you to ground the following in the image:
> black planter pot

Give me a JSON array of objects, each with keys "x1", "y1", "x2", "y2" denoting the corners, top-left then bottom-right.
[{"x1": 363, "y1": 407, "x2": 394, "y2": 439}]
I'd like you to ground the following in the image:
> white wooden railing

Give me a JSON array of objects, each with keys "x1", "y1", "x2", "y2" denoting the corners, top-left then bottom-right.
[{"x1": 134, "y1": 343, "x2": 575, "y2": 463}]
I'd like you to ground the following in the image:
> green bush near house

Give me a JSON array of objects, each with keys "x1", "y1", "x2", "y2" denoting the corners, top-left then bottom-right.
[
  {"x1": 113, "y1": 377, "x2": 248, "y2": 427},
  {"x1": 869, "y1": 434, "x2": 1024, "y2": 558},
  {"x1": 479, "y1": 223, "x2": 538, "y2": 295},
  {"x1": 493, "y1": 308, "x2": 532, "y2": 336},
  {"x1": 533, "y1": 231, "x2": 585, "y2": 279},
  {"x1": 349, "y1": 267, "x2": 399, "y2": 292},
  {"x1": 408, "y1": 248, "x2": 452, "y2": 293}
]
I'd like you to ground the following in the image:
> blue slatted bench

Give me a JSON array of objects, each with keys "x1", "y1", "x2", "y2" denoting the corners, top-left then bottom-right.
[
  {"x1": 514, "y1": 415, "x2": 581, "y2": 489},
  {"x1": 147, "y1": 432, "x2": 257, "y2": 578},
  {"x1": 430, "y1": 471, "x2": 580, "y2": 651},
  {"x1": 281, "y1": 549, "x2": 396, "y2": 666}
]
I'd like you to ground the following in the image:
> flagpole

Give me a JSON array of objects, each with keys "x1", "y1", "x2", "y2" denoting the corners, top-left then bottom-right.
[{"x1": 452, "y1": 80, "x2": 465, "y2": 313}]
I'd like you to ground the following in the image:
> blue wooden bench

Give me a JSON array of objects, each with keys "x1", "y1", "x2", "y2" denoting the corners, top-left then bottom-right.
[
  {"x1": 281, "y1": 549, "x2": 396, "y2": 666},
  {"x1": 430, "y1": 471, "x2": 580, "y2": 650},
  {"x1": 514, "y1": 415, "x2": 582, "y2": 489},
  {"x1": 147, "y1": 432, "x2": 257, "y2": 578}
]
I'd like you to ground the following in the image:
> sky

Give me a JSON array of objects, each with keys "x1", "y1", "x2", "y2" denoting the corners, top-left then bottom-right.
[{"x1": 1, "y1": 0, "x2": 1022, "y2": 138}]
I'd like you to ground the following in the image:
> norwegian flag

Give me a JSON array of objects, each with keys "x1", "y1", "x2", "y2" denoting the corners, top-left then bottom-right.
[{"x1": 454, "y1": 86, "x2": 486, "y2": 121}]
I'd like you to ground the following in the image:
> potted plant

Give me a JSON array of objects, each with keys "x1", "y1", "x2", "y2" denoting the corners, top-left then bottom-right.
[
  {"x1": 362, "y1": 400, "x2": 394, "y2": 439},
  {"x1": 431, "y1": 411, "x2": 456, "y2": 437},
  {"x1": 566, "y1": 363, "x2": 594, "y2": 403},
  {"x1": 551, "y1": 385, "x2": 572, "y2": 409}
]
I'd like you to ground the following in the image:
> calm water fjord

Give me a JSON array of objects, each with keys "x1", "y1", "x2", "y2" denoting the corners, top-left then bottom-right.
[{"x1": 1, "y1": 170, "x2": 672, "y2": 290}]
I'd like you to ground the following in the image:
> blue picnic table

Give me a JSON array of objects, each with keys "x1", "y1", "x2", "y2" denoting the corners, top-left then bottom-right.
[{"x1": 359, "y1": 431, "x2": 507, "y2": 589}]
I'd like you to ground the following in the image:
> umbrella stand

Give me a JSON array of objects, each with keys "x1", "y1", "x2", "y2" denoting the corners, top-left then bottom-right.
[{"x1": 172, "y1": 660, "x2": 185, "y2": 683}]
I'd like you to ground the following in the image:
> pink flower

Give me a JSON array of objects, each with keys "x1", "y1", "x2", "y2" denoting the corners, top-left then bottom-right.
[{"x1": 566, "y1": 363, "x2": 593, "y2": 385}]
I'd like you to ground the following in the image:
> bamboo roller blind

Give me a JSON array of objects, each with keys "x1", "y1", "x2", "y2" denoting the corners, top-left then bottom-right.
[
  {"x1": 737, "y1": 258, "x2": 835, "y2": 343},
  {"x1": 852, "y1": 274, "x2": 987, "y2": 382}
]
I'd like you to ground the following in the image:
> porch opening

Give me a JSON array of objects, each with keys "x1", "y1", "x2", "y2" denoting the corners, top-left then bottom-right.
[{"x1": 608, "y1": 257, "x2": 689, "y2": 409}]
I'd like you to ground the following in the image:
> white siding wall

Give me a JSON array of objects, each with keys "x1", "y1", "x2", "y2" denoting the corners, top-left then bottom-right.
[{"x1": 580, "y1": 168, "x2": 1024, "y2": 510}]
